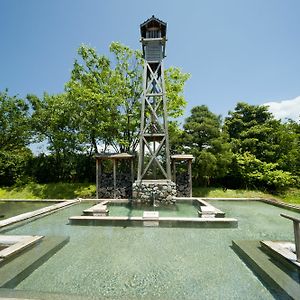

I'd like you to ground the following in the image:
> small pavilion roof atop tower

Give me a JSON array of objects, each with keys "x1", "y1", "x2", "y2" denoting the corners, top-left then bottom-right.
[{"x1": 140, "y1": 15, "x2": 167, "y2": 39}]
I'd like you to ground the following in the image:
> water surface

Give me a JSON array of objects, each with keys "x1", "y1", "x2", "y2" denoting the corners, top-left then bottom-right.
[{"x1": 2, "y1": 201, "x2": 299, "y2": 299}]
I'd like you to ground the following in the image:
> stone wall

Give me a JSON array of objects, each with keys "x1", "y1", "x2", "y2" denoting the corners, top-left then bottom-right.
[
  {"x1": 97, "y1": 173, "x2": 132, "y2": 199},
  {"x1": 176, "y1": 172, "x2": 191, "y2": 197},
  {"x1": 132, "y1": 180, "x2": 176, "y2": 204}
]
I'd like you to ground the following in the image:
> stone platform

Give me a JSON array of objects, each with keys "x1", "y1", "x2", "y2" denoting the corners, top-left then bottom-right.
[
  {"x1": 132, "y1": 180, "x2": 176, "y2": 204},
  {"x1": 232, "y1": 240, "x2": 300, "y2": 299},
  {"x1": 261, "y1": 240, "x2": 300, "y2": 269}
]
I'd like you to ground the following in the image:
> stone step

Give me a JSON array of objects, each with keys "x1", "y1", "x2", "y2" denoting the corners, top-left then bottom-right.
[
  {"x1": 0, "y1": 288, "x2": 92, "y2": 300},
  {"x1": 0, "y1": 201, "x2": 77, "y2": 229},
  {"x1": 0, "y1": 235, "x2": 43, "y2": 260},
  {"x1": 232, "y1": 240, "x2": 300, "y2": 299},
  {"x1": 0, "y1": 236, "x2": 69, "y2": 288},
  {"x1": 69, "y1": 215, "x2": 237, "y2": 228},
  {"x1": 83, "y1": 202, "x2": 109, "y2": 216}
]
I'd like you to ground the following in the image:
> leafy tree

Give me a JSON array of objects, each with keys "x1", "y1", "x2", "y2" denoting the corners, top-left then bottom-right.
[
  {"x1": 0, "y1": 90, "x2": 33, "y2": 185},
  {"x1": 27, "y1": 93, "x2": 81, "y2": 181},
  {"x1": 66, "y1": 42, "x2": 190, "y2": 153},
  {"x1": 224, "y1": 102, "x2": 300, "y2": 190},
  {"x1": 168, "y1": 120, "x2": 185, "y2": 154},
  {"x1": 231, "y1": 152, "x2": 295, "y2": 191},
  {"x1": 0, "y1": 90, "x2": 31, "y2": 150},
  {"x1": 66, "y1": 45, "x2": 124, "y2": 154},
  {"x1": 224, "y1": 102, "x2": 281, "y2": 163},
  {"x1": 165, "y1": 67, "x2": 190, "y2": 118},
  {"x1": 276, "y1": 120, "x2": 300, "y2": 177},
  {"x1": 182, "y1": 105, "x2": 232, "y2": 185},
  {"x1": 28, "y1": 93, "x2": 79, "y2": 153},
  {"x1": 0, "y1": 148, "x2": 33, "y2": 186},
  {"x1": 109, "y1": 42, "x2": 143, "y2": 152}
]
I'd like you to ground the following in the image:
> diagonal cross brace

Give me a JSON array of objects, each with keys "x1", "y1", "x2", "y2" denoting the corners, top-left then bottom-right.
[{"x1": 141, "y1": 136, "x2": 168, "y2": 178}]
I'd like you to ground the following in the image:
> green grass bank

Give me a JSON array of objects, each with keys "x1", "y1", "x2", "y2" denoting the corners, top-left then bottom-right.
[{"x1": 0, "y1": 183, "x2": 299, "y2": 205}]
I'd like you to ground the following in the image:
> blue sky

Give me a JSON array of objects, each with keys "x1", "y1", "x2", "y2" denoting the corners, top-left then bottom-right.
[{"x1": 1, "y1": 0, "x2": 300, "y2": 122}]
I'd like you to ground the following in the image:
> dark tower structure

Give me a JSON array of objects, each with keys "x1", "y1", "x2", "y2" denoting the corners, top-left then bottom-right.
[
  {"x1": 133, "y1": 16, "x2": 176, "y2": 204},
  {"x1": 137, "y1": 15, "x2": 171, "y2": 181}
]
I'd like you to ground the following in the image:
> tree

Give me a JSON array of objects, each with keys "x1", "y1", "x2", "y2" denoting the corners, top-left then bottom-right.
[
  {"x1": 28, "y1": 93, "x2": 79, "y2": 154},
  {"x1": 165, "y1": 67, "x2": 190, "y2": 118},
  {"x1": 28, "y1": 93, "x2": 82, "y2": 181},
  {"x1": 182, "y1": 105, "x2": 232, "y2": 186},
  {"x1": 66, "y1": 45, "x2": 124, "y2": 154},
  {"x1": 224, "y1": 102, "x2": 300, "y2": 190},
  {"x1": 0, "y1": 90, "x2": 32, "y2": 185},
  {"x1": 224, "y1": 102, "x2": 281, "y2": 163},
  {"x1": 0, "y1": 90, "x2": 31, "y2": 150},
  {"x1": 231, "y1": 152, "x2": 295, "y2": 191},
  {"x1": 66, "y1": 42, "x2": 190, "y2": 153},
  {"x1": 109, "y1": 42, "x2": 143, "y2": 152},
  {"x1": 276, "y1": 120, "x2": 300, "y2": 177}
]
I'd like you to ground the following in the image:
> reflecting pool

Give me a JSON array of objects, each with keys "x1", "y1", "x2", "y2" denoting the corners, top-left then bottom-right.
[
  {"x1": 108, "y1": 201, "x2": 199, "y2": 218},
  {"x1": 1, "y1": 201, "x2": 300, "y2": 299},
  {"x1": 0, "y1": 201, "x2": 53, "y2": 220}
]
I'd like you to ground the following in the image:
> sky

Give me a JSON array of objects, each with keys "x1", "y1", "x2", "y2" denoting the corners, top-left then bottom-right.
[{"x1": 1, "y1": 0, "x2": 300, "y2": 122}]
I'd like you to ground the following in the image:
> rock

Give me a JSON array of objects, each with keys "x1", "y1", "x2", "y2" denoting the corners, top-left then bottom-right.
[{"x1": 166, "y1": 195, "x2": 173, "y2": 202}]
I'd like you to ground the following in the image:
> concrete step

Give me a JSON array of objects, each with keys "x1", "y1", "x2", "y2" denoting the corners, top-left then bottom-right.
[
  {"x1": 0, "y1": 236, "x2": 69, "y2": 288},
  {"x1": 0, "y1": 287, "x2": 92, "y2": 300},
  {"x1": 232, "y1": 240, "x2": 300, "y2": 299}
]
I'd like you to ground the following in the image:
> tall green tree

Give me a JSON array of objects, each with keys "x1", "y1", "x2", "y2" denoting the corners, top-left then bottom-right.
[
  {"x1": 0, "y1": 90, "x2": 31, "y2": 150},
  {"x1": 165, "y1": 67, "x2": 190, "y2": 118},
  {"x1": 182, "y1": 105, "x2": 232, "y2": 185},
  {"x1": 66, "y1": 45, "x2": 124, "y2": 154},
  {"x1": 224, "y1": 102, "x2": 299, "y2": 190},
  {"x1": 109, "y1": 42, "x2": 143, "y2": 152},
  {"x1": 66, "y1": 42, "x2": 190, "y2": 153},
  {"x1": 27, "y1": 93, "x2": 81, "y2": 181},
  {"x1": 276, "y1": 120, "x2": 300, "y2": 177},
  {"x1": 0, "y1": 90, "x2": 32, "y2": 185},
  {"x1": 224, "y1": 102, "x2": 281, "y2": 162}
]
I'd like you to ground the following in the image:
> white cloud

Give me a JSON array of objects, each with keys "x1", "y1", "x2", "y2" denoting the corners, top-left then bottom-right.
[{"x1": 263, "y1": 96, "x2": 300, "y2": 122}]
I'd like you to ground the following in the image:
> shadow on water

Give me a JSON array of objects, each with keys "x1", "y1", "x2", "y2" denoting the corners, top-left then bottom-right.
[{"x1": 231, "y1": 244, "x2": 297, "y2": 300}]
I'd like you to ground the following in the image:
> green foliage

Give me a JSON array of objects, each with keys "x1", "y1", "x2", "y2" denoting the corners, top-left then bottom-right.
[
  {"x1": 2, "y1": 41, "x2": 299, "y2": 196},
  {"x1": 0, "y1": 90, "x2": 31, "y2": 150},
  {"x1": 0, "y1": 182, "x2": 96, "y2": 199},
  {"x1": 109, "y1": 42, "x2": 143, "y2": 152},
  {"x1": 0, "y1": 148, "x2": 33, "y2": 186},
  {"x1": 182, "y1": 105, "x2": 232, "y2": 186},
  {"x1": 276, "y1": 120, "x2": 300, "y2": 176},
  {"x1": 225, "y1": 102, "x2": 281, "y2": 162},
  {"x1": 66, "y1": 44, "x2": 124, "y2": 153},
  {"x1": 168, "y1": 121, "x2": 184, "y2": 154},
  {"x1": 165, "y1": 67, "x2": 190, "y2": 118},
  {"x1": 65, "y1": 42, "x2": 190, "y2": 153},
  {"x1": 28, "y1": 93, "x2": 79, "y2": 153},
  {"x1": 0, "y1": 90, "x2": 33, "y2": 185},
  {"x1": 232, "y1": 152, "x2": 295, "y2": 191},
  {"x1": 28, "y1": 153, "x2": 95, "y2": 183},
  {"x1": 192, "y1": 186, "x2": 277, "y2": 199},
  {"x1": 27, "y1": 93, "x2": 87, "y2": 181}
]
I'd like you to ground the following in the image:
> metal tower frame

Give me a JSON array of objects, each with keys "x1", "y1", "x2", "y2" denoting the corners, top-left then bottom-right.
[{"x1": 137, "y1": 16, "x2": 171, "y2": 181}]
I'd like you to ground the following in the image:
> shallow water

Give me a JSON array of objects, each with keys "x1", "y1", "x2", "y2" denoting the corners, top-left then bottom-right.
[
  {"x1": 109, "y1": 201, "x2": 199, "y2": 218},
  {"x1": 0, "y1": 201, "x2": 52, "y2": 220},
  {"x1": 2, "y1": 201, "x2": 300, "y2": 299}
]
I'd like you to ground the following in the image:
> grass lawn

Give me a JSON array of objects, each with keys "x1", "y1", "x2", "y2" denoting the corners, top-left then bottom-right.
[
  {"x1": 193, "y1": 186, "x2": 300, "y2": 205},
  {"x1": 0, "y1": 182, "x2": 96, "y2": 200},
  {"x1": 0, "y1": 183, "x2": 299, "y2": 205}
]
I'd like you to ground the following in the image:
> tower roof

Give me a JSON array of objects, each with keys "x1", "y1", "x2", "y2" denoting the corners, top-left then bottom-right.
[{"x1": 140, "y1": 15, "x2": 167, "y2": 38}]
